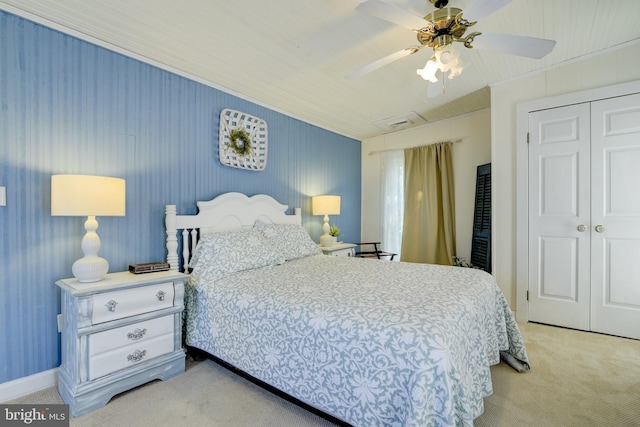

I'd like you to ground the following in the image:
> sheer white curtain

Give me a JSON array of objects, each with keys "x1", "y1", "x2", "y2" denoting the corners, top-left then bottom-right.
[{"x1": 380, "y1": 150, "x2": 404, "y2": 259}]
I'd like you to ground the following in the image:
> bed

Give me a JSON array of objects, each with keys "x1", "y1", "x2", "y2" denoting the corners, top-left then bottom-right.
[{"x1": 165, "y1": 192, "x2": 529, "y2": 427}]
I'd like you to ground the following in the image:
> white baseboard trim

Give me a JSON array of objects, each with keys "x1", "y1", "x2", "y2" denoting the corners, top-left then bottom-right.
[{"x1": 0, "y1": 368, "x2": 58, "y2": 403}]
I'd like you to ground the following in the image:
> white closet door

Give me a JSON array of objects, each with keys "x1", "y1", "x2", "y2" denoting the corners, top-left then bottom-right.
[
  {"x1": 528, "y1": 103, "x2": 591, "y2": 330},
  {"x1": 590, "y1": 93, "x2": 640, "y2": 340}
]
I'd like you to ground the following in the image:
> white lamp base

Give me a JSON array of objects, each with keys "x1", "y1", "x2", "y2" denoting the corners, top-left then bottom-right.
[
  {"x1": 73, "y1": 256, "x2": 109, "y2": 283},
  {"x1": 319, "y1": 234, "x2": 336, "y2": 247},
  {"x1": 319, "y1": 214, "x2": 337, "y2": 246},
  {"x1": 73, "y1": 215, "x2": 109, "y2": 283}
]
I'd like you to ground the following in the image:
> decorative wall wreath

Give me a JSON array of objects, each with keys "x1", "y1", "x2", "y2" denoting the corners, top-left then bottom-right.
[
  {"x1": 219, "y1": 109, "x2": 267, "y2": 171},
  {"x1": 228, "y1": 128, "x2": 252, "y2": 157}
]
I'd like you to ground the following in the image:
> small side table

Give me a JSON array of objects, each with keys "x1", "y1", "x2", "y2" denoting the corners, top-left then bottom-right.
[{"x1": 319, "y1": 242, "x2": 356, "y2": 257}]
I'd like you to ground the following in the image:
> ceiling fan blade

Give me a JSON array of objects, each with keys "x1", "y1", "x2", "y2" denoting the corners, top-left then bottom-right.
[
  {"x1": 356, "y1": 0, "x2": 428, "y2": 31},
  {"x1": 461, "y1": 0, "x2": 514, "y2": 23},
  {"x1": 347, "y1": 47, "x2": 421, "y2": 79},
  {"x1": 471, "y1": 32, "x2": 556, "y2": 59}
]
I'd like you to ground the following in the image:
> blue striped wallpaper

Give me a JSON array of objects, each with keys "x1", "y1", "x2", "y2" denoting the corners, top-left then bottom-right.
[{"x1": 0, "y1": 11, "x2": 361, "y2": 384}]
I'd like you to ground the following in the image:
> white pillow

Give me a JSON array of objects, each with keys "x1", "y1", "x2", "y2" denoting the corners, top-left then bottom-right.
[
  {"x1": 254, "y1": 220, "x2": 322, "y2": 260},
  {"x1": 189, "y1": 228, "x2": 285, "y2": 280}
]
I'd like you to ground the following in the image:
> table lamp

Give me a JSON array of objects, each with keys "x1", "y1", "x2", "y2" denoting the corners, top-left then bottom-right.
[
  {"x1": 312, "y1": 195, "x2": 340, "y2": 246},
  {"x1": 51, "y1": 174, "x2": 126, "y2": 282}
]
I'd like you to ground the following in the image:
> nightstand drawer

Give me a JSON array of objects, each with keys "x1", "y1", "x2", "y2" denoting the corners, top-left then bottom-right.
[
  {"x1": 91, "y1": 282, "x2": 175, "y2": 324},
  {"x1": 89, "y1": 333, "x2": 175, "y2": 380},
  {"x1": 89, "y1": 315, "x2": 174, "y2": 355}
]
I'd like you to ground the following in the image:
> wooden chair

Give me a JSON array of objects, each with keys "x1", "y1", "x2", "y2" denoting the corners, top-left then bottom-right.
[{"x1": 354, "y1": 242, "x2": 396, "y2": 260}]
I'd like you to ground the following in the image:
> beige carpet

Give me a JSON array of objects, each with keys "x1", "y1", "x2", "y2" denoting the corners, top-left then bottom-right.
[
  {"x1": 476, "y1": 322, "x2": 640, "y2": 427},
  {"x1": 8, "y1": 322, "x2": 640, "y2": 426}
]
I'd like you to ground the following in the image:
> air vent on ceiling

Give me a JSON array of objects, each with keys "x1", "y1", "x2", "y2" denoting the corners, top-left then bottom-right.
[
  {"x1": 373, "y1": 111, "x2": 427, "y2": 132},
  {"x1": 389, "y1": 119, "x2": 410, "y2": 128}
]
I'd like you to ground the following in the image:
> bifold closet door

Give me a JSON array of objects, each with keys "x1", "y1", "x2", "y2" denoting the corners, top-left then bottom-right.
[
  {"x1": 527, "y1": 103, "x2": 591, "y2": 331},
  {"x1": 590, "y1": 93, "x2": 640, "y2": 340}
]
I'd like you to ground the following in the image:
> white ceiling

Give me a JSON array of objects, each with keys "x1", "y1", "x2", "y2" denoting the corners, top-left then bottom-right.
[{"x1": 2, "y1": 0, "x2": 640, "y2": 140}]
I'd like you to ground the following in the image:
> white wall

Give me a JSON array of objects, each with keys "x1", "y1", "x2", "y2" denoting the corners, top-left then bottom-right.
[
  {"x1": 361, "y1": 108, "x2": 491, "y2": 262},
  {"x1": 491, "y1": 42, "x2": 640, "y2": 308}
]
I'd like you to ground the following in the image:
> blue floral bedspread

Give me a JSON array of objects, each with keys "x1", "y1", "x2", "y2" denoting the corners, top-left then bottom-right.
[{"x1": 185, "y1": 255, "x2": 529, "y2": 426}]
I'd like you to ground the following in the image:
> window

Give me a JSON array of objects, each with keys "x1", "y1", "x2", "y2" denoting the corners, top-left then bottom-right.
[{"x1": 380, "y1": 151, "x2": 404, "y2": 259}]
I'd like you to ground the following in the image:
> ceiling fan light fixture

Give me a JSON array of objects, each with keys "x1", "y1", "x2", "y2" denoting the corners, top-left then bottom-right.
[
  {"x1": 417, "y1": 47, "x2": 464, "y2": 83},
  {"x1": 416, "y1": 57, "x2": 439, "y2": 82},
  {"x1": 439, "y1": 50, "x2": 452, "y2": 64},
  {"x1": 440, "y1": 48, "x2": 464, "y2": 79}
]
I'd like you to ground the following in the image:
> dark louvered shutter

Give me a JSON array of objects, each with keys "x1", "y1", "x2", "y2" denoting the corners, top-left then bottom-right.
[{"x1": 471, "y1": 163, "x2": 491, "y2": 273}]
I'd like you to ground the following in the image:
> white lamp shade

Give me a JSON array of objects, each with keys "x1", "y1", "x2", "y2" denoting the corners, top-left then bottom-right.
[
  {"x1": 312, "y1": 195, "x2": 341, "y2": 247},
  {"x1": 51, "y1": 174, "x2": 126, "y2": 283},
  {"x1": 52, "y1": 175, "x2": 126, "y2": 217},
  {"x1": 312, "y1": 195, "x2": 341, "y2": 216}
]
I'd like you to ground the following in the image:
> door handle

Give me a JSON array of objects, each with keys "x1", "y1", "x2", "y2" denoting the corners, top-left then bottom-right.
[
  {"x1": 577, "y1": 224, "x2": 587, "y2": 232},
  {"x1": 595, "y1": 225, "x2": 605, "y2": 233}
]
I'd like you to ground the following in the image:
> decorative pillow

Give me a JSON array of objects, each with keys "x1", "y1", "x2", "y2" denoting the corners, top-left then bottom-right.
[
  {"x1": 189, "y1": 227, "x2": 285, "y2": 280},
  {"x1": 254, "y1": 220, "x2": 322, "y2": 260}
]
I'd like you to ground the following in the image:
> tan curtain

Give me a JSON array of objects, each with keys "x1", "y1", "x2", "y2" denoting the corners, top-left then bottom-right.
[{"x1": 400, "y1": 142, "x2": 456, "y2": 264}]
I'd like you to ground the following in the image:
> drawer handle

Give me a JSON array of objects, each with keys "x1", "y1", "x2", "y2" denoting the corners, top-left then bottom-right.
[
  {"x1": 127, "y1": 328, "x2": 147, "y2": 341},
  {"x1": 105, "y1": 300, "x2": 118, "y2": 312},
  {"x1": 127, "y1": 350, "x2": 147, "y2": 362},
  {"x1": 156, "y1": 290, "x2": 166, "y2": 301}
]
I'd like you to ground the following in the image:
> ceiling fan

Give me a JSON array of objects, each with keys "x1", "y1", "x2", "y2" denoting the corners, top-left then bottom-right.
[{"x1": 348, "y1": 0, "x2": 556, "y2": 93}]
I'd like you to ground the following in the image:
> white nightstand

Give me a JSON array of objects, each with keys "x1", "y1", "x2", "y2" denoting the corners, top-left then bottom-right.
[
  {"x1": 55, "y1": 270, "x2": 187, "y2": 416},
  {"x1": 319, "y1": 242, "x2": 356, "y2": 257}
]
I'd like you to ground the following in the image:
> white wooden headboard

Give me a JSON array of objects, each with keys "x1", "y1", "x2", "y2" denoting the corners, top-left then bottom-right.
[{"x1": 165, "y1": 192, "x2": 301, "y2": 272}]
